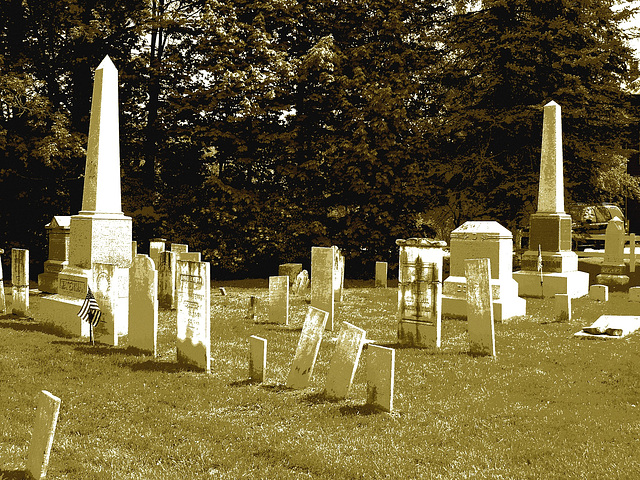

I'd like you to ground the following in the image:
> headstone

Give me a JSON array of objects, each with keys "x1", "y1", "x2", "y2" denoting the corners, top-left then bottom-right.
[
  {"x1": 41, "y1": 56, "x2": 132, "y2": 337},
  {"x1": 311, "y1": 247, "x2": 335, "y2": 330},
  {"x1": 465, "y1": 258, "x2": 496, "y2": 356},
  {"x1": 292, "y1": 269, "x2": 309, "y2": 295},
  {"x1": 38, "y1": 216, "x2": 71, "y2": 293},
  {"x1": 93, "y1": 263, "x2": 118, "y2": 346},
  {"x1": 219, "y1": 287, "x2": 226, "y2": 295},
  {"x1": 269, "y1": 276, "x2": 289, "y2": 325},
  {"x1": 324, "y1": 322, "x2": 367, "y2": 399},
  {"x1": 443, "y1": 221, "x2": 526, "y2": 322},
  {"x1": 157, "y1": 250, "x2": 177, "y2": 309},
  {"x1": 249, "y1": 335, "x2": 267, "y2": 382},
  {"x1": 25, "y1": 390, "x2": 61, "y2": 480},
  {"x1": 396, "y1": 238, "x2": 446, "y2": 348},
  {"x1": 177, "y1": 251, "x2": 201, "y2": 262},
  {"x1": 375, "y1": 262, "x2": 388, "y2": 288},
  {"x1": 131, "y1": 241, "x2": 137, "y2": 258},
  {"x1": 629, "y1": 286, "x2": 640, "y2": 302},
  {"x1": 333, "y1": 246, "x2": 345, "y2": 302},
  {"x1": 366, "y1": 344, "x2": 395, "y2": 412},
  {"x1": 128, "y1": 254, "x2": 158, "y2": 355},
  {"x1": 554, "y1": 293, "x2": 571, "y2": 321},
  {"x1": 171, "y1": 243, "x2": 188, "y2": 254},
  {"x1": 513, "y1": 101, "x2": 589, "y2": 298},
  {"x1": 596, "y1": 217, "x2": 629, "y2": 289},
  {"x1": 278, "y1": 263, "x2": 303, "y2": 285},
  {"x1": 11, "y1": 248, "x2": 29, "y2": 316},
  {"x1": 286, "y1": 306, "x2": 329, "y2": 389},
  {"x1": 0, "y1": 248, "x2": 5, "y2": 314},
  {"x1": 149, "y1": 238, "x2": 166, "y2": 270},
  {"x1": 630, "y1": 233, "x2": 636, "y2": 273},
  {"x1": 176, "y1": 260, "x2": 211, "y2": 372},
  {"x1": 246, "y1": 295, "x2": 257, "y2": 320},
  {"x1": 589, "y1": 284, "x2": 609, "y2": 302}
]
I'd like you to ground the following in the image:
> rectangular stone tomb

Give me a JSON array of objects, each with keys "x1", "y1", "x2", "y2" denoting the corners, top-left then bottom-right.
[
  {"x1": 176, "y1": 260, "x2": 211, "y2": 372},
  {"x1": 269, "y1": 275, "x2": 289, "y2": 325},
  {"x1": 366, "y1": 344, "x2": 395, "y2": 412},
  {"x1": 249, "y1": 335, "x2": 267, "y2": 382},
  {"x1": 128, "y1": 254, "x2": 158, "y2": 356},
  {"x1": 465, "y1": 258, "x2": 496, "y2": 356},
  {"x1": 286, "y1": 306, "x2": 329, "y2": 389},
  {"x1": 311, "y1": 247, "x2": 335, "y2": 330},
  {"x1": 324, "y1": 322, "x2": 367, "y2": 399},
  {"x1": 26, "y1": 390, "x2": 61, "y2": 480}
]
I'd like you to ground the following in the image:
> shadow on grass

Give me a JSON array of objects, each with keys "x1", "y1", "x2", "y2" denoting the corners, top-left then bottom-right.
[
  {"x1": 0, "y1": 469, "x2": 28, "y2": 480},
  {"x1": 0, "y1": 317, "x2": 73, "y2": 338},
  {"x1": 300, "y1": 391, "x2": 341, "y2": 405},
  {"x1": 229, "y1": 378, "x2": 261, "y2": 387},
  {"x1": 126, "y1": 359, "x2": 203, "y2": 373},
  {"x1": 339, "y1": 403, "x2": 386, "y2": 416},
  {"x1": 260, "y1": 383, "x2": 292, "y2": 393}
]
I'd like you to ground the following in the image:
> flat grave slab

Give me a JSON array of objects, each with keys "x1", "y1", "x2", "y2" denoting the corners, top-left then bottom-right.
[{"x1": 575, "y1": 315, "x2": 640, "y2": 339}]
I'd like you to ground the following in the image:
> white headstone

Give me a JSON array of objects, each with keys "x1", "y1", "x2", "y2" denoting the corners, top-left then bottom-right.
[
  {"x1": 269, "y1": 276, "x2": 289, "y2": 325},
  {"x1": 128, "y1": 254, "x2": 158, "y2": 355},
  {"x1": 176, "y1": 260, "x2": 211, "y2": 372},
  {"x1": 149, "y1": 238, "x2": 165, "y2": 269},
  {"x1": 157, "y1": 250, "x2": 177, "y2": 309},
  {"x1": 465, "y1": 258, "x2": 496, "y2": 356},
  {"x1": 333, "y1": 246, "x2": 345, "y2": 302},
  {"x1": 0, "y1": 248, "x2": 5, "y2": 314},
  {"x1": 249, "y1": 335, "x2": 267, "y2": 382},
  {"x1": 26, "y1": 390, "x2": 61, "y2": 480},
  {"x1": 93, "y1": 262, "x2": 118, "y2": 346},
  {"x1": 366, "y1": 345, "x2": 395, "y2": 412},
  {"x1": 375, "y1": 262, "x2": 388, "y2": 288},
  {"x1": 324, "y1": 322, "x2": 367, "y2": 399},
  {"x1": 311, "y1": 247, "x2": 335, "y2": 330},
  {"x1": 286, "y1": 306, "x2": 329, "y2": 389},
  {"x1": 177, "y1": 251, "x2": 201, "y2": 262},
  {"x1": 11, "y1": 248, "x2": 29, "y2": 316}
]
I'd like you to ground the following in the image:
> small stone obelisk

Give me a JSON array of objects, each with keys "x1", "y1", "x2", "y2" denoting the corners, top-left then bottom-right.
[{"x1": 513, "y1": 101, "x2": 588, "y2": 298}]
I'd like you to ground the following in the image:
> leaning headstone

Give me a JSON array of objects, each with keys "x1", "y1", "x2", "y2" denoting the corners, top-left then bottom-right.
[
  {"x1": 366, "y1": 344, "x2": 395, "y2": 412},
  {"x1": 149, "y1": 238, "x2": 166, "y2": 270},
  {"x1": 375, "y1": 262, "x2": 388, "y2": 288},
  {"x1": 596, "y1": 217, "x2": 629, "y2": 289},
  {"x1": 176, "y1": 260, "x2": 211, "y2": 372},
  {"x1": 128, "y1": 254, "x2": 158, "y2": 356},
  {"x1": 465, "y1": 258, "x2": 496, "y2": 356},
  {"x1": 311, "y1": 247, "x2": 335, "y2": 330},
  {"x1": 0, "y1": 248, "x2": 6, "y2": 314},
  {"x1": 292, "y1": 269, "x2": 309, "y2": 295},
  {"x1": 269, "y1": 276, "x2": 289, "y2": 325},
  {"x1": 38, "y1": 216, "x2": 71, "y2": 293},
  {"x1": 286, "y1": 306, "x2": 329, "y2": 389},
  {"x1": 278, "y1": 263, "x2": 303, "y2": 285},
  {"x1": 93, "y1": 262, "x2": 118, "y2": 346},
  {"x1": 324, "y1": 322, "x2": 367, "y2": 399},
  {"x1": 157, "y1": 250, "x2": 177, "y2": 309},
  {"x1": 25, "y1": 390, "x2": 61, "y2": 480},
  {"x1": 12, "y1": 248, "x2": 29, "y2": 316},
  {"x1": 333, "y1": 246, "x2": 345, "y2": 302},
  {"x1": 249, "y1": 335, "x2": 267, "y2": 382},
  {"x1": 589, "y1": 284, "x2": 609, "y2": 302},
  {"x1": 554, "y1": 293, "x2": 571, "y2": 321}
]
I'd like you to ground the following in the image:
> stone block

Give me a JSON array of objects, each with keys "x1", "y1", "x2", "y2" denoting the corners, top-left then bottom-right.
[
  {"x1": 249, "y1": 335, "x2": 267, "y2": 382},
  {"x1": 589, "y1": 284, "x2": 609, "y2": 302},
  {"x1": 128, "y1": 254, "x2": 158, "y2": 356},
  {"x1": 269, "y1": 275, "x2": 289, "y2": 325},
  {"x1": 465, "y1": 258, "x2": 495, "y2": 356},
  {"x1": 595, "y1": 273, "x2": 629, "y2": 291},
  {"x1": 286, "y1": 306, "x2": 329, "y2": 389},
  {"x1": 513, "y1": 269, "x2": 589, "y2": 299},
  {"x1": 528, "y1": 213, "x2": 572, "y2": 252},
  {"x1": 26, "y1": 390, "x2": 61, "y2": 480},
  {"x1": 366, "y1": 345, "x2": 395, "y2": 412},
  {"x1": 39, "y1": 295, "x2": 90, "y2": 337},
  {"x1": 324, "y1": 322, "x2": 367, "y2": 399}
]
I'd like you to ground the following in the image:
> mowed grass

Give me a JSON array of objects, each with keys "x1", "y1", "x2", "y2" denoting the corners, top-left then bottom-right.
[{"x1": 1, "y1": 280, "x2": 640, "y2": 479}]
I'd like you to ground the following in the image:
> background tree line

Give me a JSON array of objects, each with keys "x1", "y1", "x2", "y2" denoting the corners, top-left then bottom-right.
[{"x1": 1, "y1": 0, "x2": 639, "y2": 278}]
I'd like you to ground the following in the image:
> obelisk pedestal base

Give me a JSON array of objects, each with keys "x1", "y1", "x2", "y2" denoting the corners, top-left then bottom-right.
[{"x1": 513, "y1": 270, "x2": 589, "y2": 298}]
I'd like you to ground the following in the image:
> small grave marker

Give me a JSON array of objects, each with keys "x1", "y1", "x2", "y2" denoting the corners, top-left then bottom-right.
[
  {"x1": 375, "y1": 262, "x2": 388, "y2": 288},
  {"x1": 269, "y1": 276, "x2": 289, "y2": 325},
  {"x1": 554, "y1": 293, "x2": 571, "y2": 321},
  {"x1": 286, "y1": 306, "x2": 329, "y2": 389},
  {"x1": 589, "y1": 284, "x2": 608, "y2": 302},
  {"x1": 249, "y1": 335, "x2": 267, "y2": 382},
  {"x1": 324, "y1": 322, "x2": 367, "y2": 399},
  {"x1": 11, "y1": 248, "x2": 29, "y2": 316},
  {"x1": 25, "y1": 390, "x2": 61, "y2": 480},
  {"x1": 465, "y1": 258, "x2": 496, "y2": 356},
  {"x1": 366, "y1": 345, "x2": 395, "y2": 412},
  {"x1": 128, "y1": 254, "x2": 158, "y2": 356}
]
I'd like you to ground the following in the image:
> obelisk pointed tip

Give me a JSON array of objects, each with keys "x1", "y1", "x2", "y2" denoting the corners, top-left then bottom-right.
[
  {"x1": 97, "y1": 55, "x2": 117, "y2": 72},
  {"x1": 545, "y1": 100, "x2": 559, "y2": 107}
]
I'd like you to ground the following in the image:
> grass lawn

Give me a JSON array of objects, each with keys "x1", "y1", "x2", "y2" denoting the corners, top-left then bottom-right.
[{"x1": 1, "y1": 280, "x2": 640, "y2": 479}]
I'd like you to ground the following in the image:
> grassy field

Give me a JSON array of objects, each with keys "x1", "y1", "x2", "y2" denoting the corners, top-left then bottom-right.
[{"x1": 1, "y1": 280, "x2": 640, "y2": 479}]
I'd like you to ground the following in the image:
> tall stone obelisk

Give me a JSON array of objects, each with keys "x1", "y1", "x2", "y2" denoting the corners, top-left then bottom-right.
[
  {"x1": 42, "y1": 56, "x2": 132, "y2": 337},
  {"x1": 513, "y1": 101, "x2": 589, "y2": 298}
]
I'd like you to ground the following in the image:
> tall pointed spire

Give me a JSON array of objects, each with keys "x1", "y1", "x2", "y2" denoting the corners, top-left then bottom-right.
[
  {"x1": 537, "y1": 101, "x2": 564, "y2": 214},
  {"x1": 81, "y1": 56, "x2": 122, "y2": 215}
]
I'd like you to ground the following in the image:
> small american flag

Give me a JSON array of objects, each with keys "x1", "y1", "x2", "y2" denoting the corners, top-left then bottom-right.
[
  {"x1": 77, "y1": 286, "x2": 101, "y2": 327},
  {"x1": 537, "y1": 244, "x2": 543, "y2": 274}
]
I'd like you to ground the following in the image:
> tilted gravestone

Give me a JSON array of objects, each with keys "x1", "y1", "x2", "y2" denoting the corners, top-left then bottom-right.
[
  {"x1": 269, "y1": 275, "x2": 289, "y2": 325},
  {"x1": 366, "y1": 344, "x2": 395, "y2": 412},
  {"x1": 324, "y1": 321, "x2": 367, "y2": 399},
  {"x1": 249, "y1": 335, "x2": 267, "y2": 382},
  {"x1": 12, "y1": 248, "x2": 29, "y2": 316},
  {"x1": 26, "y1": 390, "x2": 61, "y2": 480},
  {"x1": 286, "y1": 306, "x2": 329, "y2": 389},
  {"x1": 465, "y1": 258, "x2": 496, "y2": 356},
  {"x1": 311, "y1": 247, "x2": 335, "y2": 330},
  {"x1": 157, "y1": 250, "x2": 177, "y2": 309},
  {"x1": 128, "y1": 254, "x2": 158, "y2": 356},
  {"x1": 176, "y1": 260, "x2": 211, "y2": 372}
]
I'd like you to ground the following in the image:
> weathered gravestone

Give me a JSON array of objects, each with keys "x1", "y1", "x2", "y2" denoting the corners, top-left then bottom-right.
[
  {"x1": 596, "y1": 217, "x2": 629, "y2": 290},
  {"x1": 128, "y1": 254, "x2": 158, "y2": 355},
  {"x1": 513, "y1": 101, "x2": 588, "y2": 298},
  {"x1": 25, "y1": 390, "x2": 61, "y2": 480},
  {"x1": 333, "y1": 246, "x2": 345, "y2": 303},
  {"x1": 177, "y1": 251, "x2": 201, "y2": 262},
  {"x1": 176, "y1": 260, "x2": 211, "y2": 372},
  {"x1": 375, "y1": 262, "x2": 388, "y2": 288},
  {"x1": 278, "y1": 263, "x2": 303, "y2": 285},
  {"x1": 249, "y1": 335, "x2": 267, "y2": 382},
  {"x1": 171, "y1": 243, "x2": 188, "y2": 254},
  {"x1": 131, "y1": 241, "x2": 137, "y2": 258},
  {"x1": 149, "y1": 238, "x2": 166, "y2": 270},
  {"x1": 397, "y1": 238, "x2": 446, "y2": 348},
  {"x1": 286, "y1": 306, "x2": 329, "y2": 389},
  {"x1": 324, "y1": 322, "x2": 367, "y2": 399},
  {"x1": 0, "y1": 248, "x2": 5, "y2": 314},
  {"x1": 38, "y1": 216, "x2": 71, "y2": 293},
  {"x1": 269, "y1": 276, "x2": 289, "y2": 325},
  {"x1": 157, "y1": 250, "x2": 177, "y2": 309},
  {"x1": 93, "y1": 263, "x2": 118, "y2": 346},
  {"x1": 366, "y1": 344, "x2": 395, "y2": 412},
  {"x1": 12, "y1": 248, "x2": 29, "y2": 316},
  {"x1": 311, "y1": 247, "x2": 336, "y2": 330},
  {"x1": 292, "y1": 269, "x2": 309, "y2": 295},
  {"x1": 246, "y1": 295, "x2": 257, "y2": 320},
  {"x1": 555, "y1": 293, "x2": 571, "y2": 321},
  {"x1": 465, "y1": 258, "x2": 496, "y2": 356},
  {"x1": 589, "y1": 284, "x2": 609, "y2": 302}
]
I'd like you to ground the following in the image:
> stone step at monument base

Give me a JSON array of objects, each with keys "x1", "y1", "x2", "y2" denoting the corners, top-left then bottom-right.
[
  {"x1": 442, "y1": 295, "x2": 526, "y2": 323},
  {"x1": 38, "y1": 295, "x2": 91, "y2": 338},
  {"x1": 512, "y1": 270, "x2": 589, "y2": 298},
  {"x1": 37, "y1": 272, "x2": 61, "y2": 294},
  {"x1": 397, "y1": 319, "x2": 440, "y2": 348},
  {"x1": 595, "y1": 273, "x2": 630, "y2": 291},
  {"x1": 520, "y1": 250, "x2": 578, "y2": 273}
]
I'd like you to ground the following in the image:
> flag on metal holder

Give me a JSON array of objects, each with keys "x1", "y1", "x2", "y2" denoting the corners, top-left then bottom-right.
[
  {"x1": 78, "y1": 286, "x2": 101, "y2": 343},
  {"x1": 537, "y1": 244, "x2": 544, "y2": 296}
]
